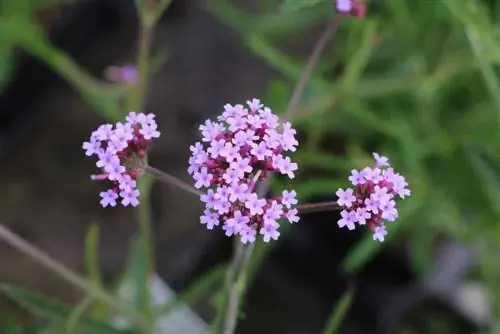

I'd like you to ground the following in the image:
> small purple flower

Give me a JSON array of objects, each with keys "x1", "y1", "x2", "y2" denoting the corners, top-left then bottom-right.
[
  {"x1": 245, "y1": 193, "x2": 266, "y2": 215},
  {"x1": 373, "y1": 225, "x2": 388, "y2": 242},
  {"x1": 281, "y1": 190, "x2": 298, "y2": 209},
  {"x1": 228, "y1": 183, "x2": 249, "y2": 202},
  {"x1": 83, "y1": 139, "x2": 102, "y2": 157},
  {"x1": 120, "y1": 188, "x2": 140, "y2": 207},
  {"x1": 373, "y1": 152, "x2": 390, "y2": 167},
  {"x1": 355, "y1": 207, "x2": 371, "y2": 225},
  {"x1": 100, "y1": 189, "x2": 118, "y2": 207},
  {"x1": 140, "y1": 123, "x2": 161, "y2": 140},
  {"x1": 336, "y1": 0, "x2": 352, "y2": 12},
  {"x1": 336, "y1": 188, "x2": 356, "y2": 208},
  {"x1": 338, "y1": 210, "x2": 357, "y2": 230},
  {"x1": 348, "y1": 169, "x2": 366, "y2": 186},
  {"x1": 240, "y1": 225, "x2": 257, "y2": 244},
  {"x1": 200, "y1": 210, "x2": 220, "y2": 230},
  {"x1": 285, "y1": 208, "x2": 300, "y2": 224},
  {"x1": 104, "y1": 65, "x2": 138, "y2": 85},
  {"x1": 193, "y1": 167, "x2": 213, "y2": 189},
  {"x1": 260, "y1": 221, "x2": 280, "y2": 243}
]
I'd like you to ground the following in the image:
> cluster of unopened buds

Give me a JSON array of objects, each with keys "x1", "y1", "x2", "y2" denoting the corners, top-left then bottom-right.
[
  {"x1": 82, "y1": 112, "x2": 160, "y2": 207},
  {"x1": 188, "y1": 99, "x2": 300, "y2": 244},
  {"x1": 335, "y1": 0, "x2": 366, "y2": 17},
  {"x1": 336, "y1": 153, "x2": 411, "y2": 242}
]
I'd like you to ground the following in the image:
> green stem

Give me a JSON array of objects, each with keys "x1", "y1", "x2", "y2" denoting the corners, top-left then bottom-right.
[
  {"x1": 132, "y1": 21, "x2": 154, "y2": 111},
  {"x1": 129, "y1": 0, "x2": 157, "y2": 321},
  {"x1": 0, "y1": 225, "x2": 150, "y2": 331},
  {"x1": 219, "y1": 17, "x2": 340, "y2": 334}
]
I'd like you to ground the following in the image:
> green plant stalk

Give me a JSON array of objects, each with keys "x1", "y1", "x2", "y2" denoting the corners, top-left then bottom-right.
[
  {"x1": 128, "y1": 0, "x2": 158, "y2": 321},
  {"x1": 218, "y1": 17, "x2": 340, "y2": 334},
  {"x1": 0, "y1": 225, "x2": 151, "y2": 332},
  {"x1": 321, "y1": 285, "x2": 355, "y2": 334}
]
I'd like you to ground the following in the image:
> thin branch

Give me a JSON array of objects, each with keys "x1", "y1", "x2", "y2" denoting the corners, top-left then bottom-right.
[
  {"x1": 297, "y1": 201, "x2": 342, "y2": 214},
  {"x1": 284, "y1": 18, "x2": 340, "y2": 120},
  {"x1": 221, "y1": 17, "x2": 340, "y2": 334},
  {"x1": 144, "y1": 165, "x2": 202, "y2": 196},
  {"x1": 0, "y1": 225, "x2": 150, "y2": 331}
]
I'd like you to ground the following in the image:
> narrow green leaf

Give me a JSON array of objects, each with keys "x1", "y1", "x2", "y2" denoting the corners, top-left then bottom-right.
[
  {"x1": 1, "y1": 285, "x2": 139, "y2": 334},
  {"x1": 466, "y1": 151, "x2": 500, "y2": 217},
  {"x1": 281, "y1": 0, "x2": 329, "y2": 13},
  {"x1": 128, "y1": 236, "x2": 150, "y2": 315},
  {"x1": 0, "y1": 19, "x2": 121, "y2": 121},
  {"x1": 321, "y1": 286, "x2": 355, "y2": 334},
  {"x1": 84, "y1": 224, "x2": 108, "y2": 319},
  {"x1": 246, "y1": 34, "x2": 327, "y2": 91},
  {"x1": 0, "y1": 32, "x2": 15, "y2": 90}
]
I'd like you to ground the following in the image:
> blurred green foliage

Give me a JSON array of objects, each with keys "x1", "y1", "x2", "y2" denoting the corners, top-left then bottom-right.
[{"x1": 1, "y1": 0, "x2": 500, "y2": 333}]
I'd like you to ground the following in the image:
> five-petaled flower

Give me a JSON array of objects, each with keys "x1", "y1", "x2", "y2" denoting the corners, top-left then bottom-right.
[
  {"x1": 83, "y1": 111, "x2": 160, "y2": 207},
  {"x1": 189, "y1": 99, "x2": 300, "y2": 244},
  {"x1": 335, "y1": 153, "x2": 410, "y2": 242}
]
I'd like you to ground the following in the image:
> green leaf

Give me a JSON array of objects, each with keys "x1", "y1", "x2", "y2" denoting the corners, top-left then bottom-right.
[
  {"x1": 321, "y1": 285, "x2": 355, "y2": 334},
  {"x1": 128, "y1": 235, "x2": 150, "y2": 314},
  {"x1": 0, "y1": 29, "x2": 15, "y2": 90},
  {"x1": 0, "y1": 19, "x2": 121, "y2": 121},
  {"x1": 281, "y1": 0, "x2": 329, "y2": 13},
  {"x1": 1, "y1": 285, "x2": 139, "y2": 334},
  {"x1": 84, "y1": 224, "x2": 108, "y2": 319},
  {"x1": 246, "y1": 33, "x2": 327, "y2": 92},
  {"x1": 466, "y1": 150, "x2": 500, "y2": 217}
]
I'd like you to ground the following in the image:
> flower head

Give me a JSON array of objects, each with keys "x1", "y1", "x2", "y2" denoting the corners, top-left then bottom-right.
[
  {"x1": 83, "y1": 111, "x2": 160, "y2": 207},
  {"x1": 335, "y1": 153, "x2": 410, "y2": 242},
  {"x1": 104, "y1": 65, "x2": 138, "y2": 85},
  {"x1": 335, "y1": 0, "x2": 366, "y2": 18},
  {"x1": 189, "y1": 99, "x2": 300, "y2": 244}
]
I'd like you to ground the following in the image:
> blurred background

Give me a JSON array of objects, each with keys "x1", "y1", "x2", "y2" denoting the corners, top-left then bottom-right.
[{"x1": 1, "y1": 0, "x2": 500, "y2": 333}]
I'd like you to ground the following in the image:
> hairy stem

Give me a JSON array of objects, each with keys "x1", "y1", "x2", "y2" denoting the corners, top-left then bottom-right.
[
  {"x1": 0, "y1": 225, "x2": 150, "y2": 331},
  {"x1": 144, "y1": 165, "x2": 202, "y2": 196},
  {"x1": 220, "y1": 17, "x2": 340, "y2": 334}
]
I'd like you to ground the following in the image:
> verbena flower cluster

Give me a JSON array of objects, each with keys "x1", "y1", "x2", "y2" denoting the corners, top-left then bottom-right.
[
  {"x1": 336, "y1": 153, "x2": 410, "y2": 242},
  {"x1": 188, "y1": 99, "x2": 300, "y2": 244},
  {"x1": 104, "y1": 65, "x2": 138, "y2": 85},
  {"x1": 335, "y1": 0, "x2": 366, "y2": 17},
  {"x1": 82, "y1": 112, "x2": 160, "y2": 207}
]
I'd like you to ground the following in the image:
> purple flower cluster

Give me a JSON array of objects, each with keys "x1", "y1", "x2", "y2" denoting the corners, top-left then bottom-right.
[
  {"x1": 104, "y1": 65, "x2": 138, "y2": 85},
  {"x1": 336, "y1": 0, "x2": 352, "y2": 12},
  {"x1": 188, "y1": 99, "x2": 300, "y2": 244},
  {"x1": 335, "y1": 0, "x2": 366, "y2": 17},
  {"x1": 335, "y1": 153, "x2": 410, "y2": 242},
  {"x1": 82, "y1": 112, "x2": 160, "y2": 207}
]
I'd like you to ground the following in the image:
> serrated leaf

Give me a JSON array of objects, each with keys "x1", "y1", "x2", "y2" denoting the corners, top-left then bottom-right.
[
  {"x1": 1, "y1": 285, "x2": 139, "y2": 334},
  {"x1": 281, "y1": 0, "x2": 329, "y2": 13}
]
